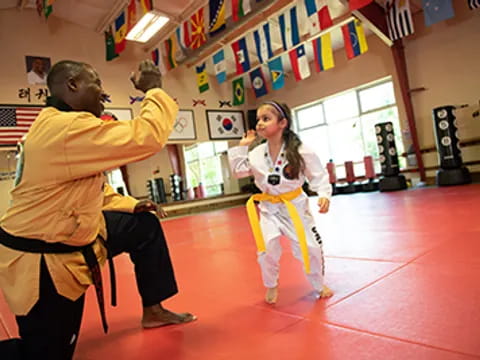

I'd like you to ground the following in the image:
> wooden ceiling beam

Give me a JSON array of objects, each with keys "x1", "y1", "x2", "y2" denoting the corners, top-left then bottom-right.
[
  {"x1": 338, "y1": 0, "x2": 392, "y2": 46},
  {"x1": 95, "y1": 0, "x2": 130, "y2": 33}
]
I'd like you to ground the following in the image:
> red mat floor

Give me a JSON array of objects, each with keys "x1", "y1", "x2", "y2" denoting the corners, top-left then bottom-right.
[{"x1": 1, "y1": 184, "x2": 480, "y2": 359}]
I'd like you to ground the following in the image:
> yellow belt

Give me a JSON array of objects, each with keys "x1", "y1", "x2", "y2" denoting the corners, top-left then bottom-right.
[{"x1": 246, "y1": 187, "x2": 310, "y2": 273}]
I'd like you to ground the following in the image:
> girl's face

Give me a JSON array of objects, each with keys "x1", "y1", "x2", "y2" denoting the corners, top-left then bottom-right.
[{"x1": 256, "y1": 105, "x2": 287, "y2": 139}]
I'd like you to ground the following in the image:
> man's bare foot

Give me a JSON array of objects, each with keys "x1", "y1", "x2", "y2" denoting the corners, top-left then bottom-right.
[
  {"x1": 315, "y1": 285, "x2": 333, "y2": 299},
  {"x1": 142, "y1": 304, "x2": 196, "y2": 329},
  {"x1": 265, "y1": 287, "x2": 278, "y2": 304}
]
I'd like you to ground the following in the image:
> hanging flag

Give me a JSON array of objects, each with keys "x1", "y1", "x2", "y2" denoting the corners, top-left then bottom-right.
[
  {"x1": 209, "y1": 0, "x2": 226, "y2": 36},
  {"x1": 114, "y1": 11, "x2": 127, "y2": 54},
  {"x1": 422, "y1": 0, "x2": 455, "y2": 26},
  {"x1": 341, "y1": 20, "x2": 368, "y2": 59},
  {"x1": 190, "y1": 8, "x2": 207, "y2": 49},
  {"x1": 385, "y1": 0, "x2": 414, "y2": 41},
  {"x1": 164, "y1": 36, "x2": 177, "y2": 70},
  {"x1": 175, "y1": 39, "x2": 187, "y2": 63},
  {"x1": 312, "y1": 33, "x2": 334, "y2": 72},
  {"x1": 151, "y1": 48, "x2": 159, "y2": 65},
  {"x1": 196, "y1": 63, "x2": 210, "y2": 93},
  {"x1": 289, "y1": 45, "x2": 310, "y2": 81},
  {"x1": 176, "y1": 21, "x2": 192, "y2": 50},
  {"x1": 231, "y1": 37, "x2": 251, "y2": 75},
  {"x1": 213, "y1": 50, "x2": 227, "y2": 84},
  {"x1": 469, "y1": 0, "x2": 480, "y2": 9},
  {"x1": 279, "y1": 6, "x2": 300, "y2": 51},
  {"x1": 349, "y1": 0, "x2": 373, "y2": 11},
  {"x1": 232, "y1": 0, "x2": 252, "y2": 21},
  {"x1": 267, "y1": 57, "x2": 285, "y2": 91},
  {"x1": 151, "y1": 48, "x2": 167, "y2": 75},
  {"x1": 253, "y1": 22, "x2": 274, "y2": 64},
  {"x1": 105, "y1": 27, "x2": 119, "y2": 61},
  {"x1": 140, "y1": 0, "x2": 153, "y2": 14},
  {"x1": 249, "y1": 67, "x2": 268, "y2": 98},
  {"x1": 232, "y1": 77, "x2": 245, "y2": 105},
  {"x1": 43, "y1": 0, "x2": 54, "y2": 18},
  {"x1": 127, "y1": 0, "x2": 136, "y2": 32},
  {"x1": 304, "y1": 0, "x2": 333, "y2": 35}
]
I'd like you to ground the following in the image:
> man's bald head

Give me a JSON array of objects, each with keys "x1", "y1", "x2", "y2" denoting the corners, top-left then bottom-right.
[
  {"x1": 47, "y1": 60, "x2": 86, "y2": 96},
  {"x1": 46, "y1": 60, "x2": 104, "y2": 117}
]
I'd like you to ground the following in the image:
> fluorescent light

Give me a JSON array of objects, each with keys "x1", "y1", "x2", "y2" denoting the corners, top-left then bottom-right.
[{"x1": 126, "y1": 11, "x2": 169, "y2": 43}]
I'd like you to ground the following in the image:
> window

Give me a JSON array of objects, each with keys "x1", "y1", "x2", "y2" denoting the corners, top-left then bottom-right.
[
  {"x1": 294, "y1": 79, "x2": 405, "y2": 179},
  {"x1": 358, "y1": 82, "x2": 396, "y2": 113},
  {"x1": 184, "y1": 141, "x2": 228, "y2": 197},
  {"x1": 323, "y1": 91, "x2": 359, "y2": 123},
  {"x1": 297, "y1": 103, "x2": 325, "y2": 130}
]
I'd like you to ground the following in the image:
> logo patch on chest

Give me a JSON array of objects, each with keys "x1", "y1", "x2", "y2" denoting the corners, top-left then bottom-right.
[{"x1": 267, "y1": 174, "x2": 281, "y2": 185}]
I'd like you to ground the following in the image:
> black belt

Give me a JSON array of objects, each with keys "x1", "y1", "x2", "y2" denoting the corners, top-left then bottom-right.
[{"x1": 0, "y1": 227, "x2": 116, "y2": 334}]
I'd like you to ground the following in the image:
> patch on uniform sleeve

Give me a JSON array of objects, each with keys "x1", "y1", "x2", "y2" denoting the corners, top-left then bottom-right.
[
  {"x1": 282, "y1": 164, "x2": 295, "y2": 180},
  {"x1": 311, "y1": 226, "x2": 322, "y2": 245},
  {"x1": 14, "y1": 142, "x2": 25, "y2": 186}
]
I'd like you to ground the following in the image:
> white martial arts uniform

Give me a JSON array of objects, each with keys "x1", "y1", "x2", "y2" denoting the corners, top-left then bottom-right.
[{"x1": 228, "y1": 142, "x2": 332, "y2": 292}]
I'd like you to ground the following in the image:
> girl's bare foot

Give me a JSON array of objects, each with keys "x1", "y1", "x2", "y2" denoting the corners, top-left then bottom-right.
[
  {"x1": 265, "y1": 287, "x2": 278, "y2": 304},
  {"x1": 315, "y1": 285, "x2": 333, "y2": 299}
]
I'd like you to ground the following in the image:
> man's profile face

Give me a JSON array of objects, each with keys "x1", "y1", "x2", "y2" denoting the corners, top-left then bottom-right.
[
  {"x1": 74, "y1": 65, "x2": 105, "y2": 117},
  {"x1": 32, "y1": 59, "x2": 45, "y2": 73}
]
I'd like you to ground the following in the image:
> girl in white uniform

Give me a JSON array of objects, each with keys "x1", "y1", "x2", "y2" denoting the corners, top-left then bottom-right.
[{"x1": 228, "y1": 101, "x2": 333, "y2": 304}]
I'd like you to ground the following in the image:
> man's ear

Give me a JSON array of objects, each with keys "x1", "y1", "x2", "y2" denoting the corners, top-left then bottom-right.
[{"x1": 67, "y1": 77, "x2": 78, "y2": 92}]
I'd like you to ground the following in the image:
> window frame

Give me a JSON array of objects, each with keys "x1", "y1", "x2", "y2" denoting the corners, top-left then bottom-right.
[
  {"x1": 183, "y1": 141, "x2": 228, "y2": 196},
  {"x1": 293, "y1": 78, "x2": 404, "y2": 175}
]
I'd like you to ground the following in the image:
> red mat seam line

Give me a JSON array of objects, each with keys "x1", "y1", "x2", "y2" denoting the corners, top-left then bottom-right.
[
  {"x1": 324, "y1": 255, "x2": 408, "y2": 263},
  {"x1": 271, "y1": 317, "x2": 307, "y2": 335},
  {"x1": 252, "y1": 303, "x2": 307, "y2": 322},
  {"x1": 325, "y1": 245, "x2": 447, "y2": 309},
  {"x1": 325, "y1": 263, "x2": 409, "y2": 309},
  {"x1": 323, "y1": 320, "x2": 480, "y2": 359},
  {"x1": 0, "y1": 312, "x2": 12, "y2": 338}
]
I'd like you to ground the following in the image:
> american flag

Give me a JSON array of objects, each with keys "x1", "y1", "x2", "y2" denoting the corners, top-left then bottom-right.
[{"x1": 0, "y1": 106, "x2": 42, "y2": 146}]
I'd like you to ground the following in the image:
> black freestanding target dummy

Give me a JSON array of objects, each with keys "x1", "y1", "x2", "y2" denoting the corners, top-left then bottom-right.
[
  {"x1": 375, "y1": 122, "x2": 407, "y2": 192},
  {"x1": 433, "y1": 106, "x2": 471, "y2": 186}
]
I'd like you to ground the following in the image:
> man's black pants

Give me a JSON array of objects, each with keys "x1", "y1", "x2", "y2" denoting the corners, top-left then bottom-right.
[{"x1": 1, "y1": 211, "x2": 178, "y2": 360}]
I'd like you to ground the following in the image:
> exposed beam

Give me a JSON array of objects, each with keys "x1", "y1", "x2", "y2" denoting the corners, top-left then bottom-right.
[
  {"x1": 147, "y1": 0, "x2": 208, "y2": 50},
  {"x1": 95, "y1": 0, "x2": 129, "y2": 33},
  {"x1": 391, "y1": 40, "x2": 426, "y2": 181},
  {"x1": 353, "y1": 1, "x2": 392, "y2": 46},
  {"x1": 337, "y1": 0, "x2": 392, "y2": 46}
]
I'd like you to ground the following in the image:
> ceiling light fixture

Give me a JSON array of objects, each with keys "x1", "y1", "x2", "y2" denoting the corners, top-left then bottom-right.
[{"x1": 126, "y1": 10, "x2": 169, "y2": 43}]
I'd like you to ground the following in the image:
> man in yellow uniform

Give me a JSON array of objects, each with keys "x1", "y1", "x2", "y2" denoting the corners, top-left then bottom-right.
[{"x1": 0, "y1": 60, "x2": 195, "y2": 359}]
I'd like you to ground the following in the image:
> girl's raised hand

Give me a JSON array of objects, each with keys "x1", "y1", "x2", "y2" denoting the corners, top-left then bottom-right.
[{"x1": 239, "y1": 129, "x2": 257, "y2": 147}]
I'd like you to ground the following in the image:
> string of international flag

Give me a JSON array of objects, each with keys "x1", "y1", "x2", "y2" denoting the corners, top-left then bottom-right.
[
  {"x1": 192, "y1": 0, "x2": 370, "y2": 105},
  {"x1": 142, "y1": 0, "x2": 477, "y2": 105},
  {"x1": 104, "y1": 0, "x2": 479, "y2": 63},
  {"x1": 100, "y1": 0, "x2": 480, "y2": 106}
]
